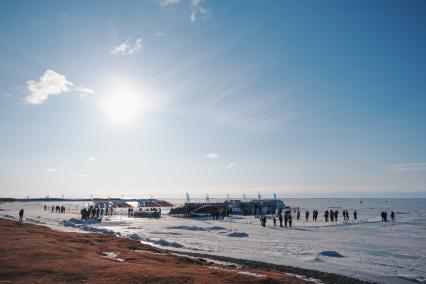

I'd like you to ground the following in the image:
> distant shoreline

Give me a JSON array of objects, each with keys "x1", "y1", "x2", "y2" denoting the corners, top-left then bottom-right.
[{"x1": 1, "y1": 196, "x2": 426, "y2": 203}]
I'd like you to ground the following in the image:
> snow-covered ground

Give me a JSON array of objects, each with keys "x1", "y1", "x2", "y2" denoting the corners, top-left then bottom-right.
[{"x1": 1, "y1": 198, "x2": 425, "y2": 284}]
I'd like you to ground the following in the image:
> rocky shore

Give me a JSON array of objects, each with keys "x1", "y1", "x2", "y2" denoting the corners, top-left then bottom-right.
[{"x1": 0, "y1": 218, "x2": 374, "y2": 284}]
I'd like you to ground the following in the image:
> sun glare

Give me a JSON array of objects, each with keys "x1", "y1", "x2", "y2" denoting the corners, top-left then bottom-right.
[{"x1": 103, "y1": 79, "x2": 143, "y2": 122}]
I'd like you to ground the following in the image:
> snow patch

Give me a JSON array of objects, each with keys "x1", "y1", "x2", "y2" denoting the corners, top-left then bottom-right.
[
  {"x1": 238, "y1": 271, "x2": 266, "y2": 277},
  {"x1": 142, "y1": 238, "x2": 185, "y2": 249},
  {"x1": 101, "y1": 251, "x2": 124, "y2": 262}
]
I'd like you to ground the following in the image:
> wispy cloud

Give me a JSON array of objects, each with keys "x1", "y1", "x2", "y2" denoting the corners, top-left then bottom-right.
[
  {"x1": 25, "y1": 69, "x2": 94, "y2": 104},
  {"x1": 75, "y1": 87, "x2": 95, "y2": 98},
  {"x1": 227, "y1": 162, "x2": 237, "y2": 169},
  {"x1": 190, "y1": 0, "x2": 211, "y2": 22},
  {"x1": 158, "y1": 0, "x2": 211, "y2": 22},
  {"x1": 205, "y1": 153, "x2": 218, "y2": 159},
  {"x1": 88, "y1": 156, "x2": 95, "y2": 162},
  {"x1": 110, "y1": 38, "x2": 143, "y2": 55},
  {"x1": 159, "y1": 0, "x2": 179, "y2": 6},
  {"x1": 155, "y1": 32, "x2": 165, "y2": 37},
  {"x1": 45, "y1": 168, "x2": 57, "y2": 173},
  {"x1": 386, "y1": 163, "x2": 426, "y2": 172}
]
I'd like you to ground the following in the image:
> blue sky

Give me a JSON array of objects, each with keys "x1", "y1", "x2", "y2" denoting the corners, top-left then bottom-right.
[{"x1": 0, "y1": 0, "x2": 425, "y2": 198}]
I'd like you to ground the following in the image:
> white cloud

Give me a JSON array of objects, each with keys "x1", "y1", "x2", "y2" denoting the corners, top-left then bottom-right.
[
  {"x1": 155, "y1": 32, "x2": 165, "y2": 37},
  {"x1": 190, "y1": 0, "x2": 211, "y2": 22},
  {"x1": 159, "y1": 0, "x2": 179, "y2": 6},
  {"x1": 26, "y1": 70, "x2": 73, "y2": 104},
  {"x1": 110, "y1": 38, "x2": 143, "y2": 55},
  {"x1": 227, "y1": 162, "x2": 237, "y2": 169},
  {"x1": 25, "y1": 69, "x2": 94, "y2": 104},
  {"x1": 205, "y1": 153, "x2": 219, "y2": 159},
  {"x1": 88, "y1": 156, "x2": 95, "y2": 162},
  {"x1": 386, "y1": 163, "x2": 426, "y2": 172},
  {"x1": 45, "y1": 168, "x2": 57, "y2": 173}
]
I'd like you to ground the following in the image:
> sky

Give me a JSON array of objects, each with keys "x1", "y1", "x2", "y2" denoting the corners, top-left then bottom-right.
[{"x1": 0, "y1": 0, "x2": 425, "y2": 199}]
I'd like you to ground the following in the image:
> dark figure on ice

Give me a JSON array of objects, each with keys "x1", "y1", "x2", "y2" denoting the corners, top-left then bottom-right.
[
  {"x1": 324, "y1": 210, "x2": 329, "y2": 222},
  {"x1": 284, "y1": 213, "x2": 288, "y2": 227},
  {"x1": 51, "y1": 205, "x2": 54, "y2": 213},
  {"x1": 305, "y1": 211, "x2": 309, "y2": 222},
  {"x1": 354, "y1": 210, "x2": 357, "y2": 221},
  {"x1": 334, "y1": 210, "x2": 339, "y2": 222},
  {"x1": 391, "y1": 211, "x2": 395, "y2": 223},
  {"x1": 273, "y1": 216, "x2": 276, "y2": 227},
  {"x1": 296, "y1": 210, "x2": 300, "y2": 222},
  {"x1": 18, "y1": 209, "x2": 24, "y2": 222},
  {"x1": 279, "y1": 214, "x2": 283, "y2": 227},
  {"x1": 44, "y1": 205, "x2": 47, "y2": 211},
  {"x1": 330, "y1": 210, "x2": 334, "y2": 222},
  {"x1": 381, "y1": 211, "x2": 388, "y2": 222},
  {"x1": 288, "y1": 214, "x2": 292, "y2": 227}
]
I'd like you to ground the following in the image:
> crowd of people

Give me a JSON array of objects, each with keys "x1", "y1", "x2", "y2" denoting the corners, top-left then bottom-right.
[
  {"x1": 80, "y1": 205, "x2": 113, "y2": 220},
  {"x1": 44, "y1": 205, "x2": 66, "y2": 213},
  {"x1": 260, "y1": 208, "x2": 398, "y2": 228}
]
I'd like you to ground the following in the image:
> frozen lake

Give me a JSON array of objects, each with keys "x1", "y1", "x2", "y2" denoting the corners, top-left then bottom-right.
[{"x1": 1, "y1": 198, "x2": 425, "y2": 284}]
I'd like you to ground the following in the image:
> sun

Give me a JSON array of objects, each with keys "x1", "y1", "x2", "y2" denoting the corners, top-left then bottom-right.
[
  {"x1": 103, "y1": 79, "x2": 143, "y2": 122},
  {"x1": 105, "y1": 92, "x2": 141, "y2": 122}
]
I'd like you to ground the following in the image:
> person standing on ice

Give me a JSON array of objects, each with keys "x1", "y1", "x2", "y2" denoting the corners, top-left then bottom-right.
[
  {"x1": 334, "y1": 210, "x2": 339, "y2": 222},
  {"x1": 288, "y1": 213, "x2": 293, "y2": 227},
  {"x1": 354, "y1": 210, "x2": 357, "y2": 221},
  {"x1": 296, "y1": 210, "x2": 300, "y2": 221},
  {"x1": 279, "y1": 214, "x2": 283, "y2": 227},
  {"x1": 18, "y1": 209, "x2": 24, "y2": 222},
  {"x1": 273, "y1": 215, "x2": 277, "y2": 227},
  {"x1": 324, "y1": 210, "x2": 329, "y2": 222},
  {"x1": 305, "y1": 211, "x2": 309, "y2": 222},
  {"x1": 284, "y1": 212, "x2": 288, "y2": 227},
  {"x1": 391, "y1": 211, "x2": 395, "y2": 222}
]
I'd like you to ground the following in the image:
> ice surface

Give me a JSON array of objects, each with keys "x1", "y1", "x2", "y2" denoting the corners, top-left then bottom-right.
[{"x1": 1, "y1": 198, "x2": 425, "y2": 284}]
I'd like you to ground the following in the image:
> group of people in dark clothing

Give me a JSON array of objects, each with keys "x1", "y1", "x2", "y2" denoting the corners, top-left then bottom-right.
[
  {"x1": 342, "y1": 209, "x2": 352, "y2": 222},
  {"x1": 80, "y1": 205, "x2": 113, "y2": 220},
  {"x1": 381, "y1": 211, "x2": 395, "y2": 222},
  {"x1": 261, "y1": 208, "x2": 362, "y2": 228},
  {"x1": 259, "y1": 207, "x2": 398, "y2": 228},
  {"x1": 44, "y1": 205, "x2": 66, "y2": 213},
  {"x1": 271, "y1": 211, "x2": 293, "y2": 228}
]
